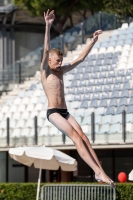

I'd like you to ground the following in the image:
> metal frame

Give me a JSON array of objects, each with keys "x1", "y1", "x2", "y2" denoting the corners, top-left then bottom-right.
[{"x1": 41, "y1": 183, "x2": 116, "y2": 200}]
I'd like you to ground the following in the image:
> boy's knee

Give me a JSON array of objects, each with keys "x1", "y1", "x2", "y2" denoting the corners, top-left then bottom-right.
[{"x1": 72, "y1": 129, "x2": 82, "y2": 144}]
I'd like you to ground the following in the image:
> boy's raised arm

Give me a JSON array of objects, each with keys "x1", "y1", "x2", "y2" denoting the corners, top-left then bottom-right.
[
  {"x1": 62, "y1": 30, "x2": 102, "y2": 74},
  {"x1": 40, "y1": 9, "x2": 55, "y2": 72}
]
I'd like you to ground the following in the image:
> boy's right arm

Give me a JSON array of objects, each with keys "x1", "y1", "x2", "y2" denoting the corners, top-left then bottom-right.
[{"x1": 40, "y1": 10, "x2": 55, "y2": 73}]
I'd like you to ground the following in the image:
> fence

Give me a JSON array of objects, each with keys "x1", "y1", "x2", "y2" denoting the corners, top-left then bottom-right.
[
  {"x1": 1, "y1": 110, "x2": 127, "y2": 147},
  {"x1": 41, "y1": 184, "x2": 116, "y2": 200}
]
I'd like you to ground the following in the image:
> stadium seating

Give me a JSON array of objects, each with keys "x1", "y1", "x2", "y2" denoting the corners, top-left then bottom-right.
[{"x1": 1, "y1": 22, "x2": 133, "y2": 147}]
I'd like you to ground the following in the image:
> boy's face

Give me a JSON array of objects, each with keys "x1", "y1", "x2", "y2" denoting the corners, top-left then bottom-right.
[{"x1": 48, "y1": 53, "x2": 63, "y2": 72}]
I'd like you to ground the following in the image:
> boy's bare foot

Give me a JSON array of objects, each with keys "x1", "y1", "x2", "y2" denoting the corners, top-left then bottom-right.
[{"x1": 95, "y1": 171, "x2": 116, "y2": 188}]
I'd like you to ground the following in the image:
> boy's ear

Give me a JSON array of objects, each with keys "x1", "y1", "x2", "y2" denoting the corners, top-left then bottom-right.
[{"x1": 48, "y1": 58, "x2": 51, "y2": 61}]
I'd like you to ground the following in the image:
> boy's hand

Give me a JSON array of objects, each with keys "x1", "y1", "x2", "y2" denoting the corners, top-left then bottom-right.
[
  {"x1": 44, "y1": 9, "x2": 55, "y2": 26},
  {"x1": 93, "y1": 30, "x2": 102, "y2": 43}
]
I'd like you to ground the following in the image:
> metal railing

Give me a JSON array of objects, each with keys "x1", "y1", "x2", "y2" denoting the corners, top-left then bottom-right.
[
  {"x1": 41, "y1": 184, "x2": 116, "y2": 200},
  {"x1": 0, "y1": 111, "x2": 128, "y2": 147}
]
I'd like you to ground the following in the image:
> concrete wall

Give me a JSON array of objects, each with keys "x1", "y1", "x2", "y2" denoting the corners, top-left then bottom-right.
[{"x1": 15, "y1": 31, "x2": 44, "y2": 60}]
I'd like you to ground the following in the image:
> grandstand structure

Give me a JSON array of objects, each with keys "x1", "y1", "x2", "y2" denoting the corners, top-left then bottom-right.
[
  {"x1": 1, "y1": 12, "x2": 133, "y2": 183},
  {"x1": 0, "y1": 22, "x2": 133, "y2": 147}
]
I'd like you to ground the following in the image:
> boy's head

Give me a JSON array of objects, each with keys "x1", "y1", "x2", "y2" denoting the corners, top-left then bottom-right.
[{"x1": 48, "y1": 48, "x2": 63, "y2": 72}]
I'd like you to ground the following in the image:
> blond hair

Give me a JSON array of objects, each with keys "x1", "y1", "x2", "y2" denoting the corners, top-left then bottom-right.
[{"x1": 49, "y1": 48, "x2": 63, "y2": 57}]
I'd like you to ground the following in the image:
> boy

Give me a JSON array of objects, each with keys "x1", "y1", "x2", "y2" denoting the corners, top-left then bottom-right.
[{"x1": 40, "y1": 9, "x2": 115, "y2": 188}]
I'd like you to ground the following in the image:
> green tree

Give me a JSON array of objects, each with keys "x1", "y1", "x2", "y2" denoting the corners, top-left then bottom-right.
[
  {"x1": 102, "y1": 0, "x2": 133, "y2": 17},
  {"x1": 14, "y1": 0, "x2": 104, "y2": 33},
  {"x1": 14, "y1": 0, "x2": 133, "y2": 33}
]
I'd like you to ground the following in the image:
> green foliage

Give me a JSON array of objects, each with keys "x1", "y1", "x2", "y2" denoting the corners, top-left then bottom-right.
[
  {"x1": 0, "y1": 183, "x2": 41, "y2": 200},
  {"x1": 14, "y1": 0, "x2": 133, "y2": 18},
  {"x1": 14, "y1": 0, "x2": 103, "y2": 17},
  {"x1": 102, "y1": 0, "x2": 133, "y2": 17},
  {"x1": 0, "y1": 183, "x2": 133, "y2": 200},
  {"x1": 116, "y1": 183, "x2": 133, "y2": 200}
]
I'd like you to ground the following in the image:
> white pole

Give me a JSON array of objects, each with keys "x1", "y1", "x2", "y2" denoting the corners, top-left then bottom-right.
[{"x1": 36, "y1": 160, "x2": 42, "y2": 200}]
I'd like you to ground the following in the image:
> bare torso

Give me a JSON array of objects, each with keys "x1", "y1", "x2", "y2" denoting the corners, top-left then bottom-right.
[{"x1": 41, "y1": 67, "x2": 67, "y2": 109}]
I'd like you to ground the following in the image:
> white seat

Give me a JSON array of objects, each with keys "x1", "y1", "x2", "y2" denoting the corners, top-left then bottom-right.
[
  {"x1": 14, "y1": 98, "x2": 22, "y2": 105},
  {"x1": 49, "y1": 127, "x2": 60, "y2": 136},
  {"x1": 0, "y1": 129, "x2": 7, "y2": 138},
  {"x1": 64, "y1": 74, "x2": 74, "y2": 81},
  {"x1": 114, "y1": 46, "x2": 122, "y2": 52},
  {"x1": 30, "y1": 97, "x2": 38, "y2": 104},
  {"x1": 121, "y1": 50, "x2": 129, "y2": 57},
  {"x1": 106, "y1": 46, "x2": 114, "y2": 53},
  {"x1": 1, "y1": 106, "x2": 9, "y2": 113},
  {"x1": 126, "y1": 123, "x2": 133, "y2": 132},
  {"x1": 12, "y1": 113, "x2": 21, "y2": 120},
  {"x1": 33, "y1": 90, "x2": 42, "y2": 97},
  {"x1": 109, "y1": 124, "x2": 122, "y2": 134},
  {"x1": 21, "y1": 97, "x2": 30, "y2": 105},
  {"x1": 11, "y1": 128, "x2": 21, "y2": 138},
  {"x1": 112, "y1": 30, "x2": 119, "y2": 36},
  {"x1": 26, "y1": 104, "x2": 35, "y2": 112},
  {"x1": 34, "y1": 103, "x2": 44, "y2": 111},
  {"x1": 38, "y1": 118, "x2": 45, "y2": 127},
  {"x1": 101, "y1": 115, "x2": 112, "y2": 124},
  {"x1": 128, "y1": 56, "x2": 133, "y2": 62},
  {"x1": 38, "y1": 110, "x2": 46, "y2": 119},
  {"x1": 16, "y1": 119, "x2": 26, "y2": 128},
  {"x1": 39, "y1": 127, "x2": 49, "y2": 136},
  {"x1": 118, "y1": 56, "x2": 128, "y2": 64},
  {"x1": 21, "y1": 128, "x2": 31, "y2": 136},
  {"x1": 129, "y1": 22, "x2": 133, "y2": 28},
  {"x1": 112, "y1": 114, "x2": 122, "y2": 124},
  {"x1": 18, "y1": 105, "x2": 26, "y2": 112},
  {"x1": 99, "y1": 124, "x2": 109, "y2": 134},
  {"x1": 81, "y1": 116, "x2": 91, "y2": 125},
  {"x1": 10, "y1": 120, "x2": 17, "y2": 129},
  {"x1": 117, "y1": 63, "x2": 126, "y2": 69},
  {"x1": 4, "y1": 112, "x2": 12, "y2": 119},
  {"x1": 98, "y1": 47, "x2": 106, "y2": 54},
  {"x1": 74, "y1": 108, "x2": 85, "y2": 117},
  {"x1": 0, "y1": 129, "x2": 4, "y2": 137},
  {"x1": 0, "y1": 120, "x2": 7, "y2": 129},
  {"x1": 84, "y1": 108, "x2": 94, "y2": 116},
  {"x1": 90, "y1": 48, "x2": 98, "y2": 54},
  {"x1": 0, "y1": 113, "x2": 5, "y2": 120},
  {"x1": 126, "y1": 114, "x2": 133, "y2": 122},
  {"x1": 121, "y1": 23, "x2": 128, "y2": 29},
  {"x1": 95, "y1": 107, "x2": 105, "y2": 115},
  {"x1": 95, "y1": 115, "x2": 102, "y2": 124},
  {"x1": 29, "y1": 111, "x2": 38, "y2": 119},
  {"x1": 21, "y1": 112, "x2": 30, "y2": 119},
  {"x1": 65, "y1": 94, "x2": 73, "y2": 102},
  {"x1": 69, "y1": 109, "x2": 75, "y2": 116},
  {"x1": 123, "y1": 44, "x2": 131, "y2": 51},
  {"x1": 127, "y1": 63, "x2": 133, "y2": 68},
  {"x1": 74, "y1": 116, "x2": 82, "y2": 124},
  {"x1": 44, "y1": 119, "x2": 52, "y2": 127},
  {"x1": 29, "y1": 128, "x2": 35, "y2": 137},
  {"x1": 25, "y1": 119, "x2": 34, "y2": 128},
  {"x1": 69, "y1": 101, "x2": 80, "y2": 109},
  {"x1": 81, "y1": 125, "x2": 91, "y2": 135},
  {"x1": 9, "y1": 105, "x2": 18, "y2": 113}
]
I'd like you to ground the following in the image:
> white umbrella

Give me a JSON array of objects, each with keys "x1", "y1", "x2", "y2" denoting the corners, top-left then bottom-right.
[
  {"x1": 129, "y1": 169, "x2": 133, "y2": 181},
  {"x1": 9, "y1": 146, "x2": 77, "y2": 200}
]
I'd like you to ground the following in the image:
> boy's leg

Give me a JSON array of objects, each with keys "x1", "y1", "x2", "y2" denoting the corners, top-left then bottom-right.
[
  {"x1": 67, "y1": 114, "x2": 103, "y2": 170},
  {"x1": 67, "y1": 114, "x2": 115, "y2": 186},
  {"x1": 49, "y1": 113, "x2": 115, "y2": 187}
]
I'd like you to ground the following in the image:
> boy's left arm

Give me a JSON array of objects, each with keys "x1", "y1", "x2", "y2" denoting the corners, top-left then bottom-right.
[{"x1": 62, "y1": 30, "x2": 102, "y2": 74}]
